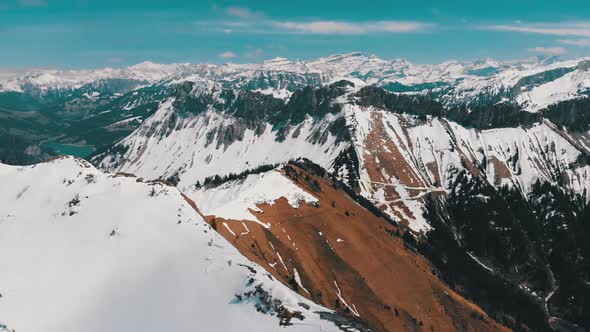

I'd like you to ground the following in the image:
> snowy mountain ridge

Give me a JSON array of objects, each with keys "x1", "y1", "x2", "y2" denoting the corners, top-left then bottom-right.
[
  {"x1": 0, "y1": 156, "x2": 346, "y2": 332},
  {"x1": 3, "y1": 53, "x2": 590, "y2": 112},
  {"x1": 95, "y1": 81, "x2": 590, "y2": 234}
]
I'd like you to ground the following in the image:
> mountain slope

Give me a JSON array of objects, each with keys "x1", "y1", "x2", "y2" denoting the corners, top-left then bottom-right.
[
  {"x1": 92, "y1": 81, "x2": 590, "y2": 329},
  {"x1": 95, "y1": 82, "x2": 351, "y2": 185},
  {"x1": 191, "y1": 162, "x2": 509, "y2": 332},
  {"x1": 343, "y1": 102, "x2": 590, "y2": 232},
  {"x1": 3, "y1": 53, "x2": 590, "y2": 165},
  {"x1": 0, "y1": 156, "x2": 345, "y2": 332},
  {"x1": 95, "y1": 83, "x2": 590, "y2": 232}
]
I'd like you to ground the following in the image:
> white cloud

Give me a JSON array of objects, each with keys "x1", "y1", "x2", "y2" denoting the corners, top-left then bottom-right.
[
  {"x1": 273, "y1": 20, "x2": 432, "y2": 35},
  {"x1": 483, "y1": 22, "x2": 590, "y2": 37},
  {"x1": 558, "y1": 38, "x2": 590, "y2": 46},
  {"x1": 527, "y1": 46, "x2": 567, "y2": 56},
  {"x1": 224, "y1": 7, "x2": 263, "y2": 20},
  {"x1": 218, "y1": 51, "x2": 237, "y2": 59},
  {"x1": 371, "y1": 21, "x2": 432, "y2": 33},
  {"x1": 275, "y1": 21, "x2": 364, "y2": 34},
  {"x1": 203, "y1": 8, "x2": 432, "y2": 35}
]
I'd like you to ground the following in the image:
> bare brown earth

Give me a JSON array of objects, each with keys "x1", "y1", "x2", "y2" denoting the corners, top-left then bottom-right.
[
  {"x1": 203, "y1": 166, "x2": 509, "y2": 332},
  {"x1": 362, "y1": 112, "x2": 428, "y2": 228},
  {"x1": 358, "y1": 112, "x2": 493, "y2": 235},
  {"x1": 488, "y1": 156, "x2": 513, "y2": 186}
]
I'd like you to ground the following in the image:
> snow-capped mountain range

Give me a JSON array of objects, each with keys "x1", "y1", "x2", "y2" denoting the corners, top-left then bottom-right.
[
  {"x1": 2, "y1": 53, "x2": 590, "y2": 331},
  {"x1": 2, "y1": 52, "x2": 590, "y2": 111}
]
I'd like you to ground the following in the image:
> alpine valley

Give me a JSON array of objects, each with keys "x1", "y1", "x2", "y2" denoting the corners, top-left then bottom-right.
[{"x1": 1, "y1": 53, "x2": 589, "y2": 332}]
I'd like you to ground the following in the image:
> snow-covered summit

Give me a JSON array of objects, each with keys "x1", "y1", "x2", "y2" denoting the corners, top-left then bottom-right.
[
  {"x1": 0, "y1": 63, "x2": 190, "y2": 94},
  {"x1": 0, "y1": 156, "x2": 343, "y2": 332}
]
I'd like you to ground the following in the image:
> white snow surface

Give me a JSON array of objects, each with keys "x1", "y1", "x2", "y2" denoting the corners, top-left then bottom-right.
[
  {"x1": 517, "y1": 69, "x2": 590, "y2": 112},
  {"x1": 97, "y1": 98, "x2": 348, "y2": 192},
  {"x1": 0, "y1": 156, "x2": 341, "y2": 332},
  {"x1": 191, "y1": 170, "x2": 318, "y2": 225}
]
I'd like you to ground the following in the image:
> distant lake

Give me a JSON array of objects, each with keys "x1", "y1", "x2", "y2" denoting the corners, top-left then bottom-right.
[{"x1": 41, "y1": 140, "x2": 95, "y2": 158}]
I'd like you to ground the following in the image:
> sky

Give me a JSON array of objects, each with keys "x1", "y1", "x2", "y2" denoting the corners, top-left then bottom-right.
[{"x1": 0, "y1": 0, "x2": 589, "y2": 69}]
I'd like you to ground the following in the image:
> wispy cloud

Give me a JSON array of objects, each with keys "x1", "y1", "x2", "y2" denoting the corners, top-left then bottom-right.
[
  {"x1": 275, "y1": 21, "x2": 365, "y2": 34},
  {"x1": 274, "y1": 20, "x2": 431, "y2": 34},
  {"x1": 224, "y1": 6, "x2": 264, "y2": 20},
  {"x1": 206, "y1": 6, "x2": 433, "y2": 35},
  {"x1": 527, "y1": 46, "x2": 567, "y2": 56},
  {"x1": 218, "y1": 51, "x2": 237, "y2": 59},
  {"x1": 482, "y1": 22, "x2": 590, "y2": 37},
  {"x1": 558, "y1": 38, "x2": 590, "y2": 46}
]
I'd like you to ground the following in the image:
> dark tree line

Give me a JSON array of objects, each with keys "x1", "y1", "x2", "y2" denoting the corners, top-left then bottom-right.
[{"x1": 194, "y1": 163, "x2": 281, "y2": 190}]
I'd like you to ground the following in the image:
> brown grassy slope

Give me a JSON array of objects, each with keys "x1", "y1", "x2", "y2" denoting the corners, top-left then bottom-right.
[{"x1": 204, "y1": 166, "x2": 509, "y2": 332}]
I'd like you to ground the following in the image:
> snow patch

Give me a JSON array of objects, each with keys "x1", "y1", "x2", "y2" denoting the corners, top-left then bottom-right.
[{"x1": 192, "y1": 170, "x2": 318, "y2": 226}]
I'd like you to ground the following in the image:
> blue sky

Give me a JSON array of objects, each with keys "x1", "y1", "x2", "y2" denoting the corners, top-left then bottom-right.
[{"x1": 1, "y1": 0, "x2": 589, "y2": 69}]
